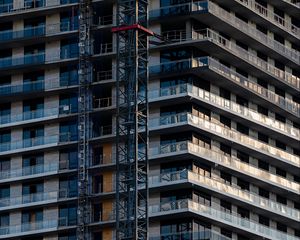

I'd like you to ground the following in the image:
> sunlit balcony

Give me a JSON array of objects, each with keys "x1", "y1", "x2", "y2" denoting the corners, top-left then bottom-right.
[
  {"x1": 149, "y1": 169, "x2": 300, "y2": 221},
  {"x1": 149, "y1": 83, "x2": 300, "y2": 141},
  {"x1": 150, "y1": 56, "x2": 300, "y2": 117},
  {"x1": 149, "y1": 141, "x2": 300, "y2": 194},
  {"x1": 149, "y1": 199, "x2": 299, "y2": 240}
]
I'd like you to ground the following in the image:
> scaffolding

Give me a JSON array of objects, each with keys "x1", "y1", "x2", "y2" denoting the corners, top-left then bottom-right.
[
  {"x1": 77, "y1": 0, "x2": 92, "y2": 239},
  {"x1": 113, "y1": 0, "x2": 150, "y2": 239}
]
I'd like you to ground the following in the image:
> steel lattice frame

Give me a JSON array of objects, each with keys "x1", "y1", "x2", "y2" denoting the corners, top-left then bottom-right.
[
  {"x1": 115, "y1": 0, "x2": 149, "y2": 239},
  {"x1": 77, "y1": 0, "x2": 92, "y2": 239}
]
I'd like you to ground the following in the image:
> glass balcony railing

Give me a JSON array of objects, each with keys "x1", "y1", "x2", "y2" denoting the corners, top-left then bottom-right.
[
  {"x1": 149, "y1": 56, "x2": 300, "y2": 116},
  {"x1": 149, "y1": 83, "x2": 300, "y2": 139},
  {"x1": 149, "y1": 141, "x2": 300, "y2": 193},
  {"x1": 150, "y1": 199, "x2": 300, "y2": 240},
  {"x1": 0, "y1": 162, "x2": 58, "y2": 181},
  {"x1": 150, "y1": 112, "x2": 300, "y2": 166},
  {"x1": 0, "y1": 189, "x2": 73, "y2": 209},
  {"x1": 0, "y1": 132, "x2": 76, "y2": 154},
  {"x1": 0, "y1": 219, "x2": 60, "y2": 237},
  {"x1": 0, "y1": 22, "x2": 77, "y2": 42},
  {"x1": 150, "y1": 231, "x2": 231, "y2": 240},
  {"x1": 235, "y1": 0, "x2": 299, "y2": 37},
  {"x1": 0, "y1": 50, "x2": 78, "y2": 70},
  {"x1": 149, "y1": 169, "x2": 300, "y2": 220},
  {"x1": 0, "y1": 106, "x2": 75, "y2": 126},
  {"x1": 0, "y1": 0, "x2": 78, "y2": 14}
]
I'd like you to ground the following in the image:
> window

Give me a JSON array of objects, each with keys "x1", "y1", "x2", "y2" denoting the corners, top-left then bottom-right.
[
  {"x1": 258, "y1": 160, "x2": 269, "y2": 171},
  {"x1": 220, "y1": 143, "x2": 231, "y2": 156},
  {"x1": 22, "y1": 209, "x2": 43, "y2": 231},
  {"x1": 60, "y1": 94, "x2": 78, "y2": 114},
  {"x1": 238, "y1": 206, "x2": 249, "y2": 219},
  {"x1": 0, "y1": 186, "x2": 10, "y2": 203},
  {"x1": 259, "y1": 215, "x2": 269, "y2": 227},
  {"x1": 0, "y1": 103, "x2": 10, "y2": 124},
  {"x1": 220, "y1": 200, "x2": 231, "y2": 213},
  {"x1": 0, "y1": 131, "x2": 10, "y2": 151},
  {"x1": 220, "y1": 87, "x2": 230, "y2": 100},
  {"x1": 259, "y1": 187, "x2": 269, "y2": 199},
  {"x1": 60, "y1": 65, "x2": 78, "y2": 86},
  {"x1": 0, "y1": 158, "x2": 10, "y2": 172},
  {"x1": 24, "y1": 17, "x2": 45, "y2": 37},
  {"x1": 277, "y1": 195, "x2": 287, "y2": 205},
  {"x1": 0, "y1": 214, "x2": 9, "y2": 235},
  {"x1": 60, "y1": 121, "x2": 78, "y2": 141},
  {"x1": 23, "y1": 71, "x2": 44, "y2": 92},
  {"x1": 59, "y1": 231, "x2": 77, "y2": 240},
  {"x1": 276, "y1": 140, "x2": 286, "y2": 150},
  {"x1": 237, "y1": 122, "x2": 249, "y2": 135},
  {"x1": 257, "y1": 105, "x2": 268, "y2": 116},
  {"x1": 23, "y1": 126, "x2": 44, "y2": 147},
  {"x1": 59, "y1": 176, "x2": 78, "y2": 198},
  {"x1": 237, "y1": 178, "x2": 249, "y2": 191},
  {"x1": 24, "y1": 0, "x2": 45, "y2": 8},
  {"x1": 220, "y1": 115, "x2": 231, "y2": 129},
  {"x1": 236, "y1": 95, "x2": 248, "y2": 107},
  {"x1": 276, "y1": 168, "x2": 286, "y2": 178},
  {"x1": 22, "y1": 182, "x2": 43, "y2": 203},
  {"x1": 61, "y1": 38, "x2": 79, "y2": 59},
  {"x1": 59, "y1": 204, "x2": 77, "y2": 226},
  {"x1": 22, "y1": 154, "x2": 44, "y2": 175},
  {"x1": 59, "y1": 149, "x2": 78, "y2": 170},
  {"x1": 258, "y1": 132, "x2": 268, "y2": 143},
  {"x1": 221, "y1": 228, "x2": 232, "y2": 238},
  {"x1": 277, "y1": 223, "x2": 287, "y2": 233},
  {"x1": 60, "y1": 10, "x2": 79, "y2": 31},
  {"x1": 237, "y1": 151, "x2": 249, "y2": 163},
  {"x1": 23, "y1": 98, "x2": 44, "y2": 120},
  {"x1": 220, "y1": 171, "x2": 231, "y2": 184},
  {"x1": 161, "y1": 221, "x2": 192, "y2": 239},
  {"x1": 193, "y1": 191, "x2": 210, "y2": 206}
]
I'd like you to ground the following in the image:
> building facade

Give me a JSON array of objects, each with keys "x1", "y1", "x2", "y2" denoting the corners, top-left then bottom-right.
[{"x1": 0, "y1": 0, "x2": 299, "y2": 239}]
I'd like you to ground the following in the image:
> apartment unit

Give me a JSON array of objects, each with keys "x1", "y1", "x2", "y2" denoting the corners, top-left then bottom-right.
[{"x1": 0, "y1": 0, "x2": 299, "y2": 239}]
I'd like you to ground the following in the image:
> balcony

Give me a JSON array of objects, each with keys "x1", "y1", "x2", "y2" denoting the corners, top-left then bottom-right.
[
  {"x1": 0, "y1": 77, "x2": 78, "y2": 97},
  {"x1": 93, "y1": 43, "x2": 115, "y2": 57},
  {"x1": 149, "y1": 199, "x2": 299, "y2": 240},
  {"x1": 0, "y1": 218, "x2": 70, "y2": 238},
  {"x1": 0, "y1": 50, "x2": 78, "y2": 71},
  {"x1": 149, "y1": 83, "x2": 300, "y2": 141},
  {"x1": 92, "y1": 125, "x2": 114, "y2": 138},
  {"x1": 231, "y1": 0, "x2": 299, "y2": 38},
  {"x1": 0, "y1": 189, "x2": 73, "y2": 210},
  {"x1": 0, "y1": 106, "x2": 75, "y2": 128},
  {"x1": 0, "y1": 22, "x2": 77, "y2": 45},
  {"x1": 150, "y1": 112, "x2": 300, "y2": 168},
  {"x1": 150, "y1": 231, "x2": 231, "y2": 240},
  {"x1": 0, "y1": 132, "x2": 76, "y2": 155},
  {"x1": 0, "y1": 163, "x2": 58, "y2": 183},
  {"x1": 149, "y1": 141, "x2": 300, "y2": 195},
  {"x1": 94, "y1": 15, "x2": 114, "y2": 27},
  {"x1": 151, "y1": 1, "x2": 300, "y2": 66},
  {"x1": 149, "y1": 169, "x2": 300, "y2": 221},
  {"x1": 155, "y1": 28, "x2": 300, "y2": 92},
  {"x1": 0, "y1": 0, "x2": 78, "y2": 16},
  {"x1": 150, "y1": 56, "x2": 300, "y2": 118}
]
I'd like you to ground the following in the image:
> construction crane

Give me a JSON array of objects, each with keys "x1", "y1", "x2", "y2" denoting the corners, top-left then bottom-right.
[{"x1": 112, "y1": 0, "x2": 151, "y2": 239}]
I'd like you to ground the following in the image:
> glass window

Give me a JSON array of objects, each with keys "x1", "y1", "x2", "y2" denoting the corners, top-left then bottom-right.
[
  {"x1": 23, "y1": 98, "x2": 44, "y2": 120},
  {"x1": 59, "y1": 149, "x2": 78, "y2": 169},
  {"x1": 59, "y1": 204, "x2": 77, "y2": 226},
  {"x1": 0, "y1": 131, "x2": 10, "y2": 151},
  {"x1": 0, "y1": 158, "x2": 10, "y2": 172},
  {"x1": 0, "y1": 103, "x2": 10, "y2": 124},
  {"x1": 60, "y1": 121, "x2": 78, "y2": 141},
  {"x1": 60, "y1": 94, "x2": 78, "y2": 114},
  {"x1": 59, "y1": 176, "x2": 78, "y2": 198},
  {"x1": 61, "y1": 38, "x2": 79, "y2": 59},
  {"x1": 60, "y1": 65, "x2": 78, "y2": 86}
]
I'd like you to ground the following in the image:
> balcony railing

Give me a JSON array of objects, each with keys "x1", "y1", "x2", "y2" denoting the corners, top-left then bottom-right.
[
  {"x1": 149, "y1": 199, "x2": 299, "y2": 240},
  {"x1": 149, "y1": 83, "x2": 300, "y2": 139},
  {"x1": 149, "y1": 141, "x2": 300, "y2": 193},
  {"x1": 93, "y1": 43, "x2": 114, "y2": 55},
  {"x1": 0, "y1": 218, "x2": 67, "y2": 237},
  {"x1": 150, "y1": 112, "x2": 300, "y2": 166},
  {"x1": 0, "y1": 106, "x2": 75, "y2": 126},
  {"x1": 235, "y1": 0, "x2": 299, "y2": 37},
  {"x1": 149, "y1": 56, "x2": 300, "y2": 116},
  {"x1": 0, "y1": 189, "x2": 73, "y2": 209},
  {"x1": 92, "y1": 125, "x2": 113, "y2": 138},
  {"x1": 0, "y1": 162, "x2": 58, "y2": 181},
  {"x1": 0, "y1": 22, "x2": 77, "y2": 43},
  {"x1": 93, "y1": 97, "x2": 112, "y2": 109},
  {"x1": 149, "y1": 169, "x2": 300, "y2": 220},
  {"x1": 206, "y1": 1, "x2": 300, "y2": 63},
  {"x1": 153, "y1": 1, "x2": 300, "y2": 64},
  {"x1": 94, "y1": 15, "x2": 114, "y2": 26},
  {"x1": 0, "y1": 51, "x2": 78, "y2": 70},
  {"x1": 0, "y1": 76, "x2": 78, "y2": 96},
  {"x1": 0, "y1": 132, "x2": 76, "y2": 154},
  {"x1": 149, "y1": 230, "x2": 231, "y2": 240},
  {"x1": 0, "y1": 0, "x2": 78, "y2": 15},
  {"x1": 95, "y1": 70, "x2": 113, "y2": 82}
]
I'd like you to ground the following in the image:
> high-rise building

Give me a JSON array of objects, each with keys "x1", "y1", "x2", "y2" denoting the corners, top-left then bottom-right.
[{"x1": 0, "y1": 0, "x2": 299, "y2": 239}]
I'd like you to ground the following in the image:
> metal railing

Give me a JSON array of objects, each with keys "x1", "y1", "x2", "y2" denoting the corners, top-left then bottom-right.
[
  {"x1": 94, "y1": 43, "x2": 114, "y2": 55},
  {"x1": 93, "y1": 97, "x2": 112, "y2": 109},
  {"x1": 149, "y1": 83, "x2": 300, "y2": 139},
  {"x1": 149, "y1": 169, "x2": 300, "y2": 220},
  {"x1": 149, "y1": 141, "x2": 300, "y2": 193},
  {"x1": 94, "y1": 15, "x2": 114, "y2": 26},
  {"x1": 149, "y1": 56, "x2": 300, "y2": 116},
  {"x1": 150, "y1": 199, "x2": 300, "y2": 240},
  {"x1": 150, "y1": 231, "x2": 231, "y2": 240},
  {"x1": 236, "y1": 0, "x2": 299, "y2": 36}
]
